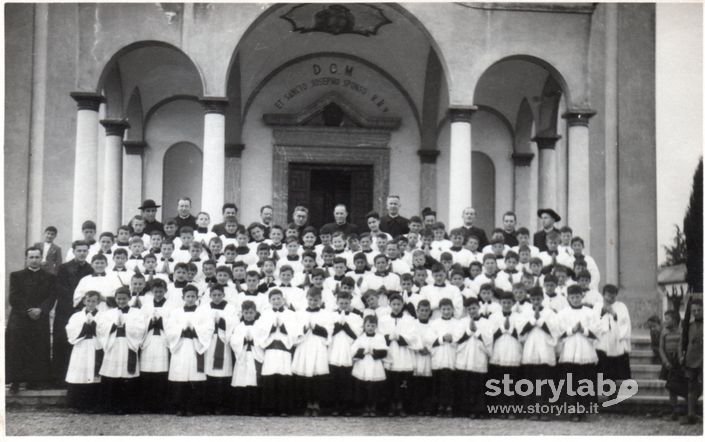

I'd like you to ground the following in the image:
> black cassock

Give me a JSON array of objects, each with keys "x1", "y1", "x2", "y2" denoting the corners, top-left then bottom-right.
[
  {"x1": 52, "y1": 259, "x2": 93, "y2": 381},
  {"x1": 6, "y1": 267, "x2": 56, "y2": 383}
]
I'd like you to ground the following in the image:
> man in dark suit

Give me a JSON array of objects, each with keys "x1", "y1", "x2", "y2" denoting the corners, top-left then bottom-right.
[
  {"x1": 322, "y1": 204, "x2": 359, "y2": 236},
  {"x1": 379, "y1": 195, "x2": 409, "y2": 238},
  {"x1": 33, "y1": 226, "x2": 62, "y2": 275},
  {"x1": 500, "y1": 211, "x2": 519, "y2": 247},
  {"x1": 174, "y1": 196, "x2": 197, "y2": 232},
  {"x1": 458, "y1": 207, "x2": 489, "y2": 249},
  {"x1": 139, "y1": 199, "x2": 164, "y2": 234},
  {"x1": 534, "y1": 208, "x2": 561, "y2": 252},
  {"x1": 51, "y1": 240, "x2": 93, "y2": 385},
  {"x1": 6, "y1": 247, "x2": 57, "y2": 392}
]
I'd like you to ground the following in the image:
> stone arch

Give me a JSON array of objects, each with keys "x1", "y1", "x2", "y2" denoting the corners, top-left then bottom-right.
[
  {"x1": 97, "y1": 40, "x2": 205, "y2": 94},
  {"x1": 473, "y1": 54, "x2": 571, "y2": 109},
  {"x1": 242, "y1": 52, "x2": 420, "y2": 129},
  {"x1": 223, "y1": 3, "x2": 451, "y2": 102},
  {"x1": 97, "y1": 41, "x2": 205, "y2": 119}
]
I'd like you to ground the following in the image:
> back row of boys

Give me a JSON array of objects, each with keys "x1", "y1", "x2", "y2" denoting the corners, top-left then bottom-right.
[{"x1": 69, "y1": 204, "x2": 601, "y2": 302}]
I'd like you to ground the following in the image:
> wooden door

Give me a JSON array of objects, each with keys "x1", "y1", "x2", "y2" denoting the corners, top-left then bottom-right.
[{"x1": 288, "y1": 163, "x2": 374, "y2": 230}]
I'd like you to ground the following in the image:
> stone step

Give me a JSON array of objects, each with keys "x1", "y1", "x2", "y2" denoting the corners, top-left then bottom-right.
[
  {"x1": 630, "y1": 363, "x2": 662, "y2": 378},
  {"x1": 630, "y1": 352, "x2": 661, "y2": 365},
  {"x1": 5, "y1": 389, "x2": 67, "y2": 407},
  {"x1": 631, "y1": 342, "x2": 656, "y2": 353}
]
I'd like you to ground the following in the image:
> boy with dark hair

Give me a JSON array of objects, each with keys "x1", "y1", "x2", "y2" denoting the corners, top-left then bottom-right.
[
  {"x1": 64, "y1": 291, "x2": 102, "y2": 412},
  {"x1": 258, "y1": 290, "x2": 300, "y2": 416},
  {"x1": 556, "y1": 285, "x2": 599, "y2": 422},
  {"x1": 200, "y1": 284, "x2": 237, "y2": 414},
  {"x1": 34, "y1": 225, "x2": 62, "y2": 274},
  {"x1": 328, "y1": 291, "x2": 363, "y2": 416},
  {"x1": 292, "y1": 287, "x2": 335, "y2": 416},
  {"x1": 96, "y1": 286, "x2": 146, "y2": 413},
  {"x1": 165, "y1": 284, "x2": 214, "y2": 416}
]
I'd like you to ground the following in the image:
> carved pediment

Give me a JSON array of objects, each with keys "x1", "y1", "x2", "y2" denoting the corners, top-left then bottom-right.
[{"x1": 263, "y1": 92, "x2": 401, "y2": 130}]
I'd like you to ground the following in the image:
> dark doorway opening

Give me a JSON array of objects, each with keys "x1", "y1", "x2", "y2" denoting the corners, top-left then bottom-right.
[{"x1": 288, "y1": 163, "x2": 374, "y2": 229}]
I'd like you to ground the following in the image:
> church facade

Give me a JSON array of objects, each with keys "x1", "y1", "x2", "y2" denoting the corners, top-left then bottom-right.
[{"x1": 4, "y1": 2, "x2": 658, "y2": 323}]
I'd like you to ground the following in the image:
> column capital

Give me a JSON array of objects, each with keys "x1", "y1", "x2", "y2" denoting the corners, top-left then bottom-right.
[
  {"x1": 562, "y1": 109, "x2": 596, "y2": 127},
  {"x1": 199, "y1": 96, "x2": 229, "y2": 114},
  {"x1": 70, "y1": 92, "x2": 105, "y2": 111},
  {"x1": 100, "y1": 119, "x2": 130, "y2": 137},
  {"x1": 123, "y1": 140, "x2": 147, "y2": 155},
  {"x1": 225, "y1": 143, "x2": 245, "y2": 158},
  {"x1": 448, "y1": 105, "x2": 478, "y2": 123},
  {"x1": 417, "y1": 149, "x2": 441, "y2": 164},
  {"x1": 532, "y1": 134, "x2": 562, "y2": 150},
  {"x1": 512, "y1": 152, "x2": 535, "y2": 167}
]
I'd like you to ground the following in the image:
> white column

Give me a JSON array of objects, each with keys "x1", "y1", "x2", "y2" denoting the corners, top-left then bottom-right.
[
  {"x1": 70, "y1": 92, "x2": 104, "y2": 238},
  {"x1": 122, "y1": 141, "x2": 145, "y2": 222},
  {"x1": 447, "y1": 106, "x2": 477, "y2": 226},
  {"x1": 200, "y1": 97, "x2": 228, "y2": 218},
  {"x1": 512, "y1": 152, "x2": 535, "y2": 227},
  {"x1": 100, "y1": 119, "x2": 129, "y2": 233},
  {"x1": 534, "y1": 135, "x2": 561, "y2": 210},
  {"x1": 563, "y1": 110, "x2": 596, "y2": 250},
  {"x1": 604, "y1": 3, "x2": 620, "y2": 282}
]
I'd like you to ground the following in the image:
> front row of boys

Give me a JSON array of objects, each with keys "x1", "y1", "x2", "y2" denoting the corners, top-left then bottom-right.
[{"x1": 66, "y1": 265, "x2": 629, "y2": 419}]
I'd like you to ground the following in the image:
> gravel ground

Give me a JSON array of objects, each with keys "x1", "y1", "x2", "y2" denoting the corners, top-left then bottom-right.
[{"x1": 4, "y1": 410, "x2": 703, "y2": 436}]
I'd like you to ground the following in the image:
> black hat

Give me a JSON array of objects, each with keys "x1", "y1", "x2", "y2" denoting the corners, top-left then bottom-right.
[
  {"x1": 537, "y1": 208, "x2": 561, "y2": 222},
  {"x1": 139, "y1": 199, "x2": 161, "y2": 210}
]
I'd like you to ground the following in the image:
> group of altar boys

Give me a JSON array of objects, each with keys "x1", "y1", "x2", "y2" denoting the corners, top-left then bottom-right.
[{"x1": 64, "y1": 216, "x2": 631, "y2": 420}]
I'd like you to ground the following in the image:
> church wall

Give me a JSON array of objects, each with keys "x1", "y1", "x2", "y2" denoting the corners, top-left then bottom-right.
[
  {"x1": 4, "y1": 3, "x2": 35, "y2": 286},
  {"x1": 403, "y1": 3, "x2": 593, "y2": 107},
  {"x1": 143, "y1": 99, "x2": 204, "y2": 220},
  {"x1": 471, "y1": 110, "x2": 514, "y2": 229},
  {"x1": 616, "y1": 4, "x2": 658, "y2": 324},
  {"x1": 239, "y1": 55, "x2": 421, "y2": 226},
  {"x1": 588, "y1": 4, "x2": 608, "y2": 281},
  {"x1": 240, "y1": 116, "x2": 274, "y2": 225},
  {"x1": 40, "y1": 3, "x2": 80, "y2": 249},
  {"x1": 76, "y1": 3, "x2": 186, "y2": 92}
]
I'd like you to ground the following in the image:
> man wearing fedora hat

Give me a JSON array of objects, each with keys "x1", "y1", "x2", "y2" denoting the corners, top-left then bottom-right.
[
  {"x1": 534, "y1": 208, "x2": 561, "y2": 252},
  {"x1": 139, "y1": 199, "x2": 164, "y2": 234}
]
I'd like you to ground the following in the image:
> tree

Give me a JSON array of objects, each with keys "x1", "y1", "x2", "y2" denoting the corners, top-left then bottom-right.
[
  {"x1": 683, "y1": 158, "x2": 703, "y2": 292},
  {"x1": 662, "y1": 224, "x2": 687, "y2": 266}
]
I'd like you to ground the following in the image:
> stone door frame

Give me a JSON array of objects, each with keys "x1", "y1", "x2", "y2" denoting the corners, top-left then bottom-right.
[{"x1": 270, "y1": 126, "x2": 391, "y2": 226}]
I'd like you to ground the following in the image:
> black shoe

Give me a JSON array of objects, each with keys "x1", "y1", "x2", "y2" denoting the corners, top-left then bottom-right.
[{"x1": 9, "y1": 383, "x2": 20, "y2": 394}]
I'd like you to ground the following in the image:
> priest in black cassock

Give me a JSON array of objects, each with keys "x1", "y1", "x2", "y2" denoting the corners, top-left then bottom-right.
[
  {"x1": 6, "y1": 247, "x2": 57, "y2": 392},
  {"x1": 51, "y1": 240, "x2": 94, "y2": 385}
]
